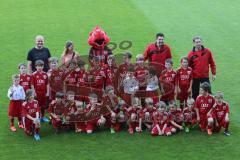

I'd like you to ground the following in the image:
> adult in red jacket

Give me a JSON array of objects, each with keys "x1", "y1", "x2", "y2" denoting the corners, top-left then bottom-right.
[
  {"x1": 144, "y1": 33, "x2": 172, "y2": 76},
  {"x1": 188, "y1": 36, "x2": 216, "y2": 99}
]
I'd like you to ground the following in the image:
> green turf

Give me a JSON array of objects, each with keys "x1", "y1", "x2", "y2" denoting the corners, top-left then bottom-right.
[{"x1": 0, "y1": 0, "x2": 240, "y2": 159}]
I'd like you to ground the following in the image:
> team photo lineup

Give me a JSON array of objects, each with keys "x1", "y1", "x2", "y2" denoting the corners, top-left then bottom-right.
[{"x1": 7, "y1": 25, "x2": 231, "y2": 141}]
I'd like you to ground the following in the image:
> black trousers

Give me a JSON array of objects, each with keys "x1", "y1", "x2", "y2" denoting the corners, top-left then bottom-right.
[{"x1": 192, "y1": 78, "x2": 211, "y2": 100}]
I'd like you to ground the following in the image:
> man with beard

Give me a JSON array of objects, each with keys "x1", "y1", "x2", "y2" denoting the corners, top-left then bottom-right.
[{"x1": 143, "y1": 33, "x2": 172, "y2": 76}]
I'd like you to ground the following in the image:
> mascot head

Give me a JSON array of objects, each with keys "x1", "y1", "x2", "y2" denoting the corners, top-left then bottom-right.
[{"x1": 88, "y1": 26, "x2": 110, "y2": 49}]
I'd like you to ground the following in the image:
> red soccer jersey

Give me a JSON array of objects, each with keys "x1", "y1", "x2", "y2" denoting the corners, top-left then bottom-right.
[
  {"x1": 48, "y1": 69, "x2": 65, "y2": 91},
  {"x1": 87, "y1": 67, "x2": 106, "y2": 89},
  {"x1": 65, "y1": 71, "x2": 77, "y2": 85},
  {"x1": 104, "y1": 64, "x2": 118, "y2": 87},
  {"x1": 160, "y1": 69, "x2": 177, "y2": 87},
  {"x1": 20, "y1": 74, "x2": 31, "y2": 92},
  {"x1": 134, "y1": 65, "x2": 149, "y2": 86},
  {"x1": 31, "y1": 71, "x2": 48, "y2": 93},
  {"x1": 195, "y1": 94, "x2": 215, "y2": 116},
  {"x1": 48, "y1": 100, "x2": 65, "y2": 116},
  {"x1": 211, "y1": 102, "x2": 229, "y2": 120},
  {"x1": 183, "y1": 107, "x2": 197, "y2": 122},
  {"x1": 75, "y1": 69, "x2": 87, "y2": 86},
  {"x1": 176, "y1": 67, "x2": 192, "y2": 90},
  {"x1": 118, "y1": 63, "x2": 133, "y2": 79},
  {"x1": 22, "y1": 100, "x2": 40, "y2": 118},
  {"x1": 144, "y1": 43, "x2": 172, "y2": 65},
  {"x1": 64, "y1": 101, "x2": 77, "y2": 115},
  {"x1": 188, "y1": 47, "x2": 216, "y2": 78},
  {"x1": 152, "y1": 111, "x2": 169, "y2": 126},
  {"x1": 169, "y1": 108, "x2": 183, "y2": 123}
]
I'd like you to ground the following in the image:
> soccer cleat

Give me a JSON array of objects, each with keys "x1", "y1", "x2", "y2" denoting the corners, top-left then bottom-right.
[
  {"x1": 18, "y1": 122, "x2": 24, "y2": 129},
  {"x1": 128, "y1": 128, "x2": 134, "y2": 134},
  {"x1": 34, "y1": 134, "x2": 41, "y2": 141},
  {"x1": 185, "y1": 127, "x2": 190, "y2": 133},
  {"x1": 224, "y1": 131, "x2": 231, "y2": 136},
  {"x1": 110, "y1": 128, "x2": 116, "y2": 134},
  {"x1": 207, "y1": 129, "x2": 212, "y2": 135},
  {"x1": 10, "y1": 126, "x2": 17, "y2": 132},
  {"x1": 41, "y1": 117, "x2": 49, "y2": 123}
]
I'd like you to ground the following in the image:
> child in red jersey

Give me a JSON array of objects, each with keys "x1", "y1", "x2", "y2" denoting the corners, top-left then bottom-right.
[
  {"x1": 86, "y1": 57, "x2": 106, "y2": 91},
  {"x1": 117, "y1": 52, "x2": 133, "y2": 96},
  {"x1": 183, "y1": 98, "x2": 198, "y2": 133},
  {"x1": 7, "y1": 74, "x2": 26, "y2": 132},
  {"x1": 208, "y1": 91, "x2": 230, "y2": 136},
  {"x1": 85, "y1": 93, "x2": 106, "y2": 134},
  {"x1": 75, "y1": 60, "x2": 88, "y2": 102},
  {"x1": 134, "y1": 54, "x2": 149, "y2": 90},
  {"x1": 63, "y1": 91, "x2": 78, "y2": 131},
  {"x1": 22, "y1": 89, "x2": 41, "y2": 140},
  {"x1": 31, "y1": 60, "x2": 49, "y2": 122},
  {"x1": 48, "y1": 92, "x2": 65, "y2": 134},
  {"x1": 103, "y1": 86, "x2": 122, "y2": 133},
  {"x1": 19, "y1": 63, "x2": 31, "y2": 92},
  {"x1": 48, "y1": 57, "x2": 65, "y2": 101},
  {"x1": 104, "y1": 55, "x2": 118, "y2": 88},
  {"x1": 160, "y1": 59, "x2": 177, "y2": 104},
  {"x1": 176, "y1": 57, "x2": 193, "y2": 109},
  {"x1": 126, "y1": 97, "x2": 142, "y2": 134},
  {"x1": 140, "y1": 98, "x2": 156, "y2": 131},
  {"x1": 194, "y1": 82, "x2": 215, "y2": 135},
  {"x1": 168, "y1": 102, "x2": 183, "y2": 134},
  {"x1": 151, "y1": 101, "x2": 172, "y2": 136}
]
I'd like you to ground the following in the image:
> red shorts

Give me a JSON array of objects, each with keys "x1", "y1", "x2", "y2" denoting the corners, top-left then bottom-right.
[
  {"x1": 199, "y1": 115, "x2": 208, "y2": 130},
  {"x1": 185, "y1": 118, "x2": 197, "y2": 126},
  {"x1": 76, "y1": 122, "x2": 86, "y2": 131},
  {"x1": 8, "y1": 100, "x2": 23, "y2": 117},
  {"x1": 23, "y1": 118, "x2": 40, "y2": 135},
  {"x1": 36, "y1": 92, "x2": 47, "y2": 109},
  {"x1": 213, "y1": 119, "x2": 229, "y2": 132},
  {"x1": 51, "y1": 117, "x2": 63, "y2": 129},
  {"x1": 160, "y1": 92, "x2": 174, "y2": 102},
  {"x1": 177, "y1": 91, "x2": 190, "y2": 102},
  {"x1": 86, "y1": 119, "x2": 99, "y2": 131},
  {"x1": 151, "y1": 124, "x2": 171, "y2": 136}
]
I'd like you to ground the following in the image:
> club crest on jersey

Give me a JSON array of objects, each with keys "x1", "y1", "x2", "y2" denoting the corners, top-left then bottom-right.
[
  {"x1": 208, "y1": 99, "x2": 212, "y2": 103},
  {"x1": 43, "y1": 75, "x2": 47, "y2": 79},
  {"x1": 187, "y1": 71, "x2": 191, "y2": 74}
]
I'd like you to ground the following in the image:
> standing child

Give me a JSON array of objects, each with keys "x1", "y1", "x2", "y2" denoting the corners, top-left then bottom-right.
[
  {"x1": 117, "y1": 52, "x2": 134, "y2": 96},
  {"x1": 208, "y1": 91, "x2": 230, "y2": 136},
  {"x1": 122, "y1": 66, "x2": 139, "y2": 106},
  {"x1": 22, "y1": 89, "x2": 41, "y2": 140},
  {"x1": 160, "y1": 59, "x2": 177, "y2": 104},
  {"x1": 31, "y1": 60, "x2": 49, "y2": 122},
  {"x1": 48, "y1": 92, "x2": 65, "y2": 134},
  {"x1": 104, "y1": 55, "x2": 118, "y2": 88},
  {"x1": 146, "y1": 67, "x2": 159, "y2": 104},
  {"x1": 19, "y1": 63, "x2": 31, "y2": 92},
  {"x1": 7, "y1": 74, "x2": 26, "y2": 131},
  {"x1": 176, "y1": 57, "x2": 193, "y2": 109},
  {"x1": 48, "y1": 57, "x2": 65, "y2": 101}
]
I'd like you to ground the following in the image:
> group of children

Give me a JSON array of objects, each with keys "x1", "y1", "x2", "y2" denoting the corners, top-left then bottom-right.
[{"x1": 7, "y1": 52, "x2": 230, "y2": 141}]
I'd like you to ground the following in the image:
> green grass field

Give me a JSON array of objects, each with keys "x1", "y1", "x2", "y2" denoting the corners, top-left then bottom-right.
[{"x1": 0, "y1": 0, "x2": 240, "y2": 159}]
